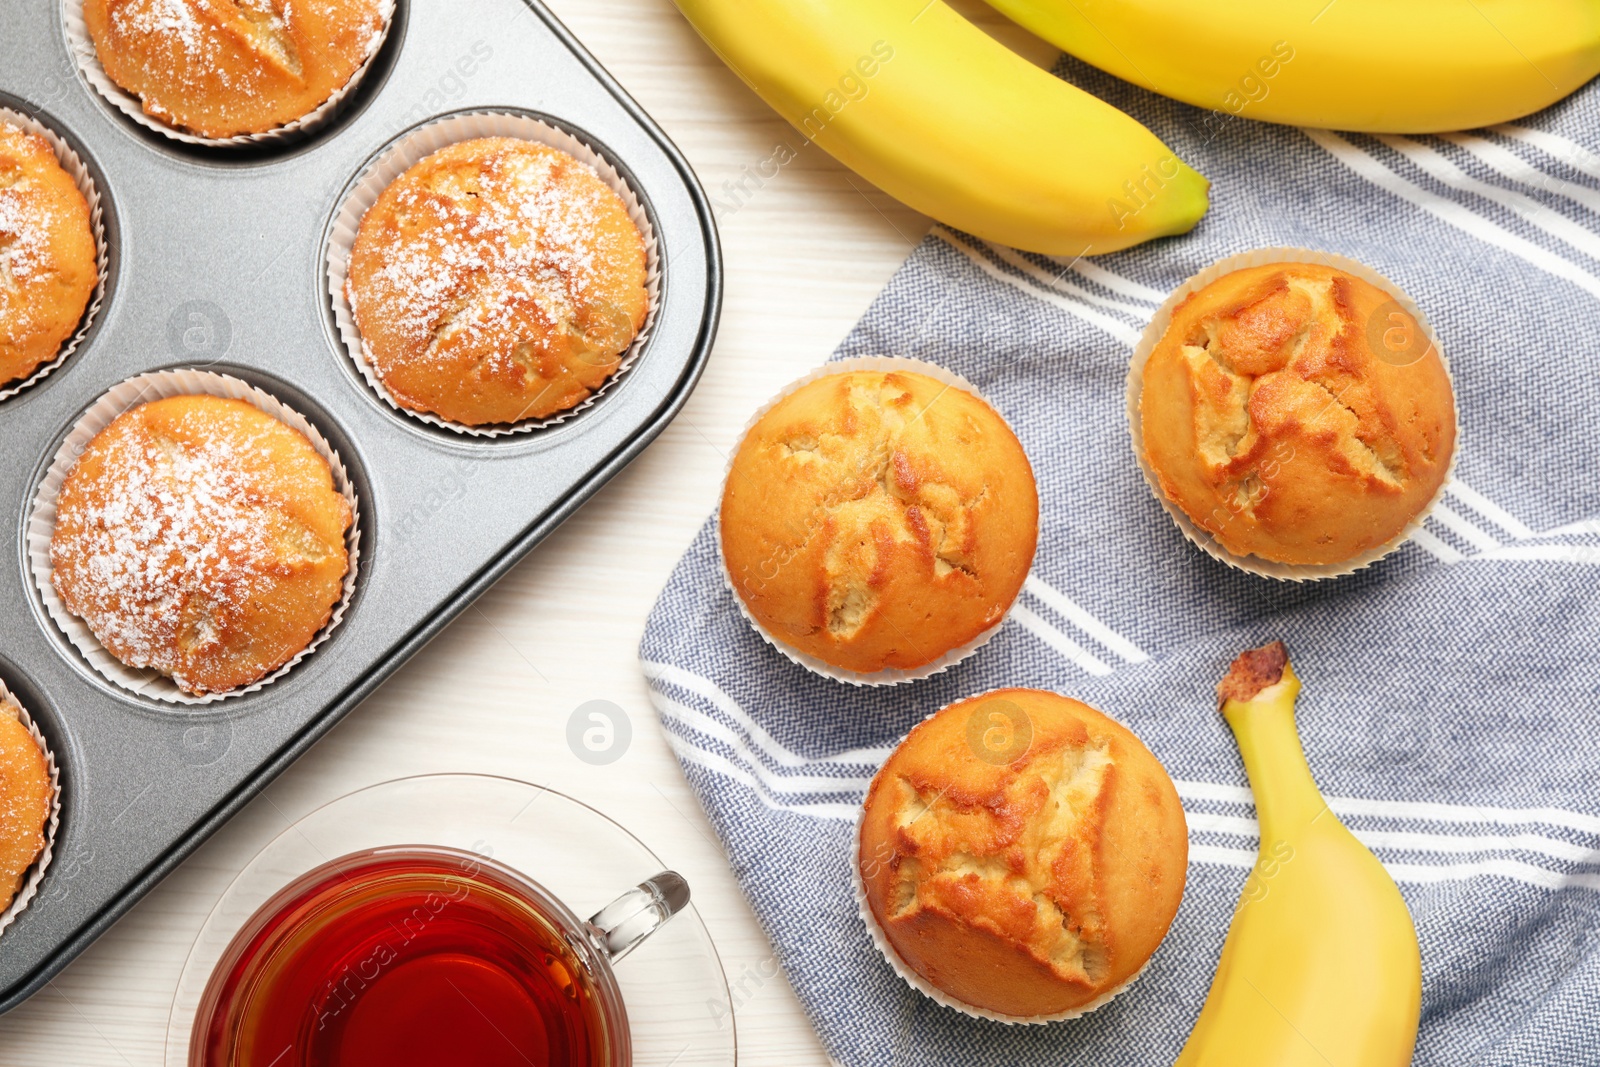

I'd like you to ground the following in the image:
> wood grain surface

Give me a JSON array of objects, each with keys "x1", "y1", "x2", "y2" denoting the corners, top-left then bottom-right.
[{"x1": 0, "y1": 2, "x2": 1053, "y2": 1060}]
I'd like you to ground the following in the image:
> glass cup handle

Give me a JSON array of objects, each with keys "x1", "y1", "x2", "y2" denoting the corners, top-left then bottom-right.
[{"x1": 585, "y1": 871, "x2": 690, "y2": 964}]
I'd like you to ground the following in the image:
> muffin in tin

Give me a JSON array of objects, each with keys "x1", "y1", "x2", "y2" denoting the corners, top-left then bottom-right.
[
  {"x1": 1139, "y1": 261, "x2": 1456, "y2": 568},
  {"x1": 345, "y1": 136, "x2": 650, "y2": 427},
  {"x1": 0, "y1": 695, "x2": 51, "y2": 919},
  {"x1": 81, "y1": 0, "x2": 390, "y2": 139},
  {"x1": 0, "y1": 121, "x2": 97, "y2": 388},
  {"x1": 50, "y1": 395, "x2": 353, "y2": 696}
]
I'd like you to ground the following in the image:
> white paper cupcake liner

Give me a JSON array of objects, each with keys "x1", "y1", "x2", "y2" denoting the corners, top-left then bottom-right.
[
  {"x1": 0, "y1": 679, "x2": 61, "y2": 942},
  {"x1": 325, "y1": 109, "x2": 663, "y2": 437},
  {"x1": 64, "y1": 0, "x2": 395, "y2": 147},
  {"x1": 851, "y1": 700, "x2": 1148, "y2": 1025},
  {"x1": 27, "y1": 370, "x2": 363, "y2": 706},
  {"x1": 0, "y1": 106, "x2": 108, "y2": 402},
  {"x1": 1126, "y1": 247, "x2": 1459, "y2": 582},
  {"x1": 718, "y1": 356, "x2": 1028, "y2": 686}
]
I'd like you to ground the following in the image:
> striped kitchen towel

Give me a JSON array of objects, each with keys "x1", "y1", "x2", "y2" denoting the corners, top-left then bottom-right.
[{"x1": 640, "y1": 53, "x2": 1600, "y2": 1067}]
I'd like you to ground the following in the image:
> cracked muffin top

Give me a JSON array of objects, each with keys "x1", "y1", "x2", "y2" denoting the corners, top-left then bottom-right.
[
  {"x1": 82, "y1": 0, "x2": 390, "y2": 138},
  {"x1": 347, "y1": 137, "x2": 649, "y2": 427},
  {"x1": 0, "y1": 122, "x2": 97, "y2": 389},
  {"x1": 50, "y1": 395, "x2": 352, "y2": 695},
  {"x1": 1140, "y1": 261, "x2": 1455, "y2": 568},
  {"x1": 858, "y1": 688, "x2": 1187, "y2": 1018},
  {"x1": 720, "y1": 368, "x2": 1037, "y2": 676}
]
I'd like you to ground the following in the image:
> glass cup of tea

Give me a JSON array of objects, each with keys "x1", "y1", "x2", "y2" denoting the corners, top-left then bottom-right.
[{"x1": 190, "y1": 844, "x2": 689, "y2": 1067}]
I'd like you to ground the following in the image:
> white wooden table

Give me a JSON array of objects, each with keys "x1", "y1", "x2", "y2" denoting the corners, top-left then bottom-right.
[{"x1": 0, "y1": 3, "x2": 1052, "y2": 1060}]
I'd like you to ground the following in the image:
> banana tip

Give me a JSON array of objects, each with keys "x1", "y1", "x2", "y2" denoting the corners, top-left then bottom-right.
[{"x1": 1217, "y1": 641, "x2": 1289, "y2": 707}]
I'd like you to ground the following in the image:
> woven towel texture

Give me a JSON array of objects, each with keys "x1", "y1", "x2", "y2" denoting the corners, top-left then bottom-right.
[{"x1": 641, "y1": 57, "x2": 1600, "y2": 1067}]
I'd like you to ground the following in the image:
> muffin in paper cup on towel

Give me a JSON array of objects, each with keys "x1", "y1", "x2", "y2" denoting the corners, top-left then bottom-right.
[
  {"x1": 718, "y1": 357, "x2": 1039, "y2": 686},
  {"x1": 1128, "y1": 248, "x2": 1457, "y2": 581},
  {"x1": 854, "y1": 687, "x2": 1188, "y2": 1022}
]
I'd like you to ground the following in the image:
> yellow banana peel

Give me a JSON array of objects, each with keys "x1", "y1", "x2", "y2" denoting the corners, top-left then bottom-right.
[
  {"x1": 673, "y1": 0, "x2": 1209, "y2": 255},
  {"x1": 981, "y1": 0, "x2": 1600, "y2": 133},
  {"x1": 1178, "y1": 642, "x2": 1423, "y2": 1066}
]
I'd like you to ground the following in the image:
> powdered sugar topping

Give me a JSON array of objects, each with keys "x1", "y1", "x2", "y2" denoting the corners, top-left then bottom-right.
[
  {"x1": 50, "y1": 408, "x2": 307, "y2": 691},
  {"x1": 96, "y1": 0, "x2": 390, "y2": 126},
  {"x1": 354, "y1": 140, "x2": 641, "y2": 377},
  {"x1": 0, "y1": 123, "x2": 67, "y2": 315},
  {"x1": 109, "y1": 0, "x2": 265, "y2": 100},
  {"x1": 126, "y1": 0, "x2": 208, "y2": 53},
  {"x1": 0, "y1": 193, "x2": 56, "y2": 291}
]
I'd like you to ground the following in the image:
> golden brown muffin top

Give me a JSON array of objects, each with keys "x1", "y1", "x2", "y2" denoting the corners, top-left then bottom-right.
[
  {"x1": 347, "y1": 137, "x2": 649, "y2": 426},
  {"x1": 1140, "y1": 262, "x2": 1455, "y2": 567},
  {"x1": 0, "y1": 122, "x2": 97, "y2": 387},
  {"x1": 50, "y1": 395, "x2": 352, "y2": 695},
  {"x1": 83, "y1": 0, "x2": 388, "y2": 138},
  {"x1": 859, "y1": 689, "x2": 1187, "y2": 1017},
  {"x1": 0, "y1": 698, "x2": 50, "y2": 910},
  {"x1": 721, "y1": 369, "x2": 1037, "y2": 675}
]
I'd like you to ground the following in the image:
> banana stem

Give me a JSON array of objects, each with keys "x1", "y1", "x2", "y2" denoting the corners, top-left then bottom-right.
[{"x1": 1218, "y1": 645, "x2": 1328, "y2": 842}]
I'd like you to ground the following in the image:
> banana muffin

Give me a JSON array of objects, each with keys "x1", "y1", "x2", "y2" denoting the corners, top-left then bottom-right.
[
  {"x1": 0, "y1": 696, "x2": 51, "y2": 917},
  {"x1": 0, "y1": 121, "x2": 97, "y2": 388},
  {"x1": 82, "y1": 0, "x2": 390, "y2": 138},
  {"x1": 50, "y1": 395, "x2": 352, "y2": 695},
  {"x1": 721, "y1": 368, "x2": 1037, "y2": 676},
  {"x1": 346, "y1": 137, "x2": 650, "y2": 426},
  {"x1": 1139, "y1": 261, "x2": 1455, "y2": 568},
  {"x1": 858, "y1": 689, "x2": 1188, "y2": 1018}
]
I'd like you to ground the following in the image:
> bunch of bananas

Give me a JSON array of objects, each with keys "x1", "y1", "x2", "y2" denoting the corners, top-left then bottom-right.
[
  {"x1": 672, "y1": 0, "x2": 1210, "y2": 255},
  {"x1": 980, "y1": 0, "x2": 1600, "y2": 134},
  {"x1": 673, "y1": 0, "x2": 1600, "y2": 255}
]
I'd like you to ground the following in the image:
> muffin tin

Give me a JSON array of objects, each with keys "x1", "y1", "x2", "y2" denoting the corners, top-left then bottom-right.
[{"x1": 0, "y1": 0, "x2": 719, "y2": 1012}]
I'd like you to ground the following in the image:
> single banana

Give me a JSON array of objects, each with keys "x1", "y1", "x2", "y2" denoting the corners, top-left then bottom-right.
[
  {"x1": 1177, "y1": 641, "x2": 1422, "y2": 1067},
  {"x1": 979, "y1": 0, "x2": 1600, "y2": 133},
  {"x1": 672, "y1": 0, "x2": 1208, "y2": 255}
]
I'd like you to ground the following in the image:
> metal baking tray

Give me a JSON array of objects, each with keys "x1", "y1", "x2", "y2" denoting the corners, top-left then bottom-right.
[{"x1": 0, "y1": 0, "x2": 720, "y2": 1011}]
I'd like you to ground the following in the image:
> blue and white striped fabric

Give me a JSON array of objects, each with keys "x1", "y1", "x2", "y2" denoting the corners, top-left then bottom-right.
[{"x1": 640, "y1": 56, "x2": 1600, "y2": 1066}]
